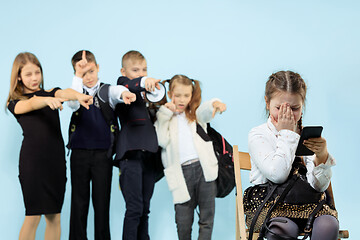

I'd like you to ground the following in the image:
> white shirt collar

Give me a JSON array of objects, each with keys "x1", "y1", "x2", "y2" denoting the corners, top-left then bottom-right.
[{"x1": 83, "y1": 81, "x2": 100, "y2": 96}]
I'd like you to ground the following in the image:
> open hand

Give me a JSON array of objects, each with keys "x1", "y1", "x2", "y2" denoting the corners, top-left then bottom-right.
[
  {"x1": 271, "y1": 103, "x2": 297, "y2": 132},
  {"x1": 145, "y1": 78, "x2": 161, "y2": 92},
  {"x1": 212, "y1": 101, "x2": 226, "y2": 118},
  {"x1": 122, "y1": 91, "x2": 136, "y2": 105}
]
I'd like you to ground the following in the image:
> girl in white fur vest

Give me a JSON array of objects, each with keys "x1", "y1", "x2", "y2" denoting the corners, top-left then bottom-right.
[{"x1": 155, "y1": 74, "x2": 226, "y2": 240}]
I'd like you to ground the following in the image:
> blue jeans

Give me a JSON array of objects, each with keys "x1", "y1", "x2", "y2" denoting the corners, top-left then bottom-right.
[{"x1": 175, "y1": 161, "x2": 217, "y2": 240}]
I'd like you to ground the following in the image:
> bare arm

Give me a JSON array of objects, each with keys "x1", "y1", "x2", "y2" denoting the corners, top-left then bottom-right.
[
  {"x1": 55, "y1": 88, "x2": 93, "y2": 109},
  {"x1": 10, "y1": 95, "x2": 66, "y2": 114}
]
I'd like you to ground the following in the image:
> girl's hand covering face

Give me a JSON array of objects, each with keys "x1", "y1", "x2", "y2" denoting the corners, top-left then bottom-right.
[{"x1": 271, "y1": 103, "x2": 297, "y2": 132}]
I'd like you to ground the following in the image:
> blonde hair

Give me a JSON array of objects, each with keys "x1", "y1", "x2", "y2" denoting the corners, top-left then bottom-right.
[
  {"x1": 121, "y1": 50, "x2": 145, "y2": 67},
  {"x1": 167, "y1": 74, "x2": 201, "y2": 122},
  {"x1": 7, "y1": 52, "x2": 44, "y2": 103}
]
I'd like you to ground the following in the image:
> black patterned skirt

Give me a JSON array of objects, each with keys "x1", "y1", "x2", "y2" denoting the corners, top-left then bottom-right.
[{"x1": 243, "y1": 184, "x2": 338, "y2": 232}]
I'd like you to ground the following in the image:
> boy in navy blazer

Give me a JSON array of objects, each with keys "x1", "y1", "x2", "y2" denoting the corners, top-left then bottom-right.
[{"x1": 115, "y1": 51, "x2": 161, "y2": 240}]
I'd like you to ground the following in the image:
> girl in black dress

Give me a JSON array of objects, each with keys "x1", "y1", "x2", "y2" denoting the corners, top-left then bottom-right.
[{"x1": 6, "y1": 52, "x2": 93, "y2": 240}]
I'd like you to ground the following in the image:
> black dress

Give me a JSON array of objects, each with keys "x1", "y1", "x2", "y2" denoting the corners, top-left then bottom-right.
[{"x1": 8, "y1": 88, "x2": 66, "y2": 216}]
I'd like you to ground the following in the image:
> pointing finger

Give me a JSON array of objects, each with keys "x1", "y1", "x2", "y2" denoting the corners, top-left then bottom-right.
[{"x1": 212, "y1": 108, "x2": 216, "y2": 118}]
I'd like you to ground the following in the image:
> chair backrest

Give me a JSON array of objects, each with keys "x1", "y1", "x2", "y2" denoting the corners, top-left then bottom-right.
[
  {"x1": 233, "y1": 145, "x2": 251, "y2": 239},
  {"x1": 233, "y1": 145, "x2": 349, "y2": 240}
]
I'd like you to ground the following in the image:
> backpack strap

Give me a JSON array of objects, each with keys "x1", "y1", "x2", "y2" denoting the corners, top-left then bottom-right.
[
  {"x1": 301, "y1": 198, "x2": 326, "y2": 239},
  {"x1": 248, "y1": 183, "x2": 279, "y2": 240},
  {"x1": 97, "y1": 83, "x2": 119, "y2": 158},
  {"x1": 196, "y1": 123, "x2": 212, "y2": 142},
  {"x1": 257, "y1": 175, "x2": 300, "y2": 240},
  {"x1": 66, "y1": 101, "x2": 84, "y2": 155}
]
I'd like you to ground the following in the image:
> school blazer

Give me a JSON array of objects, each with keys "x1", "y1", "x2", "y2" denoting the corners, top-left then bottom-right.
[
  {"x1": 115, "y1": 76, "x2": 158, "y2": 160},
  {"x1": 154, "y1": 99, "x2": 220, "y2": 204}
]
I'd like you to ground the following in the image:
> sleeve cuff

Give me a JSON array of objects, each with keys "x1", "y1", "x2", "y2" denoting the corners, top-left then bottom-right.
[
  {"x1": 159, "y1": 105, "x2": 174, "y2": 118},
  {"x1": 71, "y1": 76, "x2": 84, "y2": 93},
  {"x1": 278, "y1": 129, "x2": 300, "y2": 140},
  {"x1": 67, "y1": 100, "x2": 80, "y2": 111},
  {"x1": 140, "y1": 77, "x2": 148, "y2": 88},
  {"x1": 209, "y1": 98, "x2": 222, "y2": 112},
  {"x1": 314, "y1": 154, "x2": 336, "y2": 170},
  {"x1": 109, "y1": 85, "x2": 129, "y2": 100},
  {"x1": 109, "y1": 85, "x2": 130, "y2": 108}
]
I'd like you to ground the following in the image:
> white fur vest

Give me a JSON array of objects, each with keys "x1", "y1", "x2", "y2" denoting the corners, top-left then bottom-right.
[{"x1": 154, "y1": 99, "x2": 220, "y2": 204}]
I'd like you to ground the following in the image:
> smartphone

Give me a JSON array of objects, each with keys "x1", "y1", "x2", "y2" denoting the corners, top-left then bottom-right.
[{"x1": 295, "y1": 126, "x2": 323, "y2": 156}]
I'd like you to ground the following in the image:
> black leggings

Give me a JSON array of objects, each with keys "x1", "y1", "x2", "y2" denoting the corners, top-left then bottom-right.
[{"x1": 266, "y1": 215, "x2": 339, "y2": 240}]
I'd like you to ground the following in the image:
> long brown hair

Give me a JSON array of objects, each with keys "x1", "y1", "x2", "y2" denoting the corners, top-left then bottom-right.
[
  {"x1": 265, "y1": 70, "x2": 307, "y2": 131},
  {"x1": 167, "y1": 74, "x2": 201, "y2": 122},
  {"x1": 7, "y1": 52, "x2": 44, "y2": 103}
]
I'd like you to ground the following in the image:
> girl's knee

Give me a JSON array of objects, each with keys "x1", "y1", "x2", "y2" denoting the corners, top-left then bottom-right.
[
  {"x1": 44, "y1": 213, "x2": 61, "y2": 225},
  {"x1": 312, "y1": 215, "x2": 339, "y2": 238},
  {"x1": 25, "y1": 215, "x2": 41, "y2": 227},
  {"x1": 266, "y1": 217, "x2": 299, "y2": 239}
]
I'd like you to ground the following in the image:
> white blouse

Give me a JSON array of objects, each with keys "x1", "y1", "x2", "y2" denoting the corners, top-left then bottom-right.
[
  {"x1": 176, "y1": 112, "x2": 199, "y2": 164},
  {"x1": 248, "y1": 118, "x2": 336, "y2": 192}
]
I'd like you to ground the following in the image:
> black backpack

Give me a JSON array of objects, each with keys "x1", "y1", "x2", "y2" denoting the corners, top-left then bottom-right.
[{"x1": 196, "y1": 123, "x2": 235, "y2": 198}]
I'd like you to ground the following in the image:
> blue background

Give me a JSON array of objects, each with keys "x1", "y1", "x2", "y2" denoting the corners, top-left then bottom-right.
[{"x1": 1, "y1": 0, "x2": 359, "y2": 239}]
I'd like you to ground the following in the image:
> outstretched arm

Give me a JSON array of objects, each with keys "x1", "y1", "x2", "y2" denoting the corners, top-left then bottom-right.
[
  {"x1": 55, "y1": 88, "x2": 93, "y2": 109},
  {"x1": 109, "y1": 85, "x2": 136, "y2": 109},
  {"x1": 118, "y1": 76, "x2": 161, "y2": 93},
  {"x1": 196, "y1": 98, "x2": 226, "y2": 124},
  {"x1": 10, "y1": 95, "x2": 67, "y2": 115},
  {"x1": 67, "y1": 76, "x2": 83, "y2": 111}
]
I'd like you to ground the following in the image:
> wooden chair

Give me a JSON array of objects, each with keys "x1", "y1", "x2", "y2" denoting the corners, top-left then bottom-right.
[{"x1": 233, "y1": 145, "x2": 349, "y2": 240}]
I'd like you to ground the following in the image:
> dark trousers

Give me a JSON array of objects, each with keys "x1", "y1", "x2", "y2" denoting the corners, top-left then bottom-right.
[
  {"x1": 119, "y1": 150, "x2": 156, "y2": 240},
  {"x1": 175, "y1": 161, "x2": 217, "y2": 240},
  {"x1": 69, "y1": 149, "x2": 113, "y2": 240}
]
